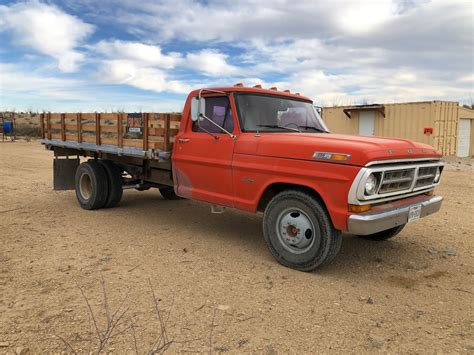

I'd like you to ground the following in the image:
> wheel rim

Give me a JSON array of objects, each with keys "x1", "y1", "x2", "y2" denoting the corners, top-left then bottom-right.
[
  {"x1": 276, "y1": 207, "x2": 319, "y2": 254},
  {"x1": 79, "y1": 172, "x2": 92, "y2": 200}
]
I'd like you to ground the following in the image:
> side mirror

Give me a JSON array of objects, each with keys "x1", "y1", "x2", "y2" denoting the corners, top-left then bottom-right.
[{"x1": 191, "y1": 97, "x2": 206, "y2": 122}]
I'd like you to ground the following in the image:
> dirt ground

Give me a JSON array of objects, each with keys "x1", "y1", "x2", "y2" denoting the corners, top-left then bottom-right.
[{"x1": 0, "y1": 141, "x2": 473, "y2": 354}]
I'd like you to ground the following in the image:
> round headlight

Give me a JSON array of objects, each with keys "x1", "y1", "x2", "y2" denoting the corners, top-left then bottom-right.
[
  {"x1": 365, "y1": 174, "x2": 378, "y2": 195},
  {"x1": 434, "y1": 167, "x2": 441, "y2": 183}
]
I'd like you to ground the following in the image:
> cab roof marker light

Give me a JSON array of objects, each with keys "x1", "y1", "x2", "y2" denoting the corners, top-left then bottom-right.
[
  {"x1": 269, "y1": 86, "x2": 278, "y2": 90},
  {"x1": 313, "y1": 152, "x2": 351, "y2": 162},
  {"x1": 233, "y1": 82, "x2": 244, "y2": 87},
  {"x1": 283, "y1": 89, "x2": 290, "y2": 93},
  {"x1": 253, "y1": 84, "x2": 262, "y2": 88}
]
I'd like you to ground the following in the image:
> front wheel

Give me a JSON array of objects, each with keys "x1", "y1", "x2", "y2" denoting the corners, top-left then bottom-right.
[
  {"x1": 263, "y1": 190, "x2": 342, "y2": 272},
  {"x1": 358, "y1": 224, "x2": 405, "y2": 241}
]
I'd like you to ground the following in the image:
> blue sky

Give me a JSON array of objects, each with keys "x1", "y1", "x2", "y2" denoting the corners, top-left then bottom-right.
[{"x1": 0, "y1": 0, "x2": 472, "y2": 112}]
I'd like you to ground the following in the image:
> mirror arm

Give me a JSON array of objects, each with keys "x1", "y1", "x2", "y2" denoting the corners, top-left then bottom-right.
[{"x1": 199, "y1": 114, "x2": 237, "y2": 141}]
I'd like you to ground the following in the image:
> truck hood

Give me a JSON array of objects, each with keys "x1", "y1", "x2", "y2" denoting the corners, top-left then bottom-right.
[{"x1": 236, "y1": 133, "x2": 441, "y2": 166}]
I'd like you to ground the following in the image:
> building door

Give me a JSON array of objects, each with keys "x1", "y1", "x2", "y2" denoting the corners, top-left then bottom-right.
[
  {"x1": 358, "y1": 111, "x2": 375, "y2": 136},
  {"x1": 457, "y1": 119, "x2": 471, "y2": 157}
]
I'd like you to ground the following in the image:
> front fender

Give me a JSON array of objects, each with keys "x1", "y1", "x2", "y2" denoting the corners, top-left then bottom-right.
[{"x1": 232, "y1": 153, "x2": 360, "y2": 231}]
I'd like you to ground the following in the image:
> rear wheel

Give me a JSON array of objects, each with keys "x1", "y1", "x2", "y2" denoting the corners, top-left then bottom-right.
[
  {"x1": 159, "y1": 187, "x2": 182, "y2": 200},
  {"x1": 358, "y1": 224, "x2": 405, "y2": 241},
  {"x1": 75, "y1": 161, "x2": 108, "y2": 210},
  {"x1": 97, "y1": 160, "x2": 123, "y2": 208},
  {"x1": 263, "y1": 190, "x2": 342, "y2": 271}
]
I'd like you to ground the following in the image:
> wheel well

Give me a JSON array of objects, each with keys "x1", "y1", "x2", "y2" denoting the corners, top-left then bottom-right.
[{"x1": 257, "y1": 183, "x2": 326, "y2": 213}]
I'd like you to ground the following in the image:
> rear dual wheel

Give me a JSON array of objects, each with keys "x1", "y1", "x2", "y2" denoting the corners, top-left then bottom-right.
[{"x1": 75, "y1": 160, "x2": 123, "y2": 210}]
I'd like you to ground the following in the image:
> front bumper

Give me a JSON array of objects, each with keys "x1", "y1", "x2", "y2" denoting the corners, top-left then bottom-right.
[{"x1": 347, "y1": 195, "x2": 443, "y2": 236}]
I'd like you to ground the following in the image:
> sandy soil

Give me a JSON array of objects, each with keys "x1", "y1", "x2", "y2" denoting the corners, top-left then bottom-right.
[{"x1": 0, "y1": 141, "x2": 473, "y2": 353}]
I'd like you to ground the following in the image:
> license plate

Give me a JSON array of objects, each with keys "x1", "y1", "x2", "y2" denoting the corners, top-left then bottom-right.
[{"x1": 408, "y1": 204, "x2": 422, "y2": 223}]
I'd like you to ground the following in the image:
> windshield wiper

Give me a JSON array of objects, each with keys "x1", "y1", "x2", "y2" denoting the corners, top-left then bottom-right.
[
  {"x1": 296, "y1": 125, "x2": 327, "y2": 133},
  {"x1": 257, "y1": 124, "x2": 300, "y2": 132}
]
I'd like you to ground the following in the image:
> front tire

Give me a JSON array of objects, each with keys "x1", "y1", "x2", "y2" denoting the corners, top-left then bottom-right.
[
  {"x1": 358, "y1": 224, "x2": 405, "y2": 241},
  {"x1": 75, "y1": 161, "x2": 109, "y2": 210},
  {"x1": 263, "y1": 190, "x2": 342, "y2": 272}
]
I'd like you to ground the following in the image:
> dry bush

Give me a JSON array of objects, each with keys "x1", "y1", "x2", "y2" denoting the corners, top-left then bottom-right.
[{"x1": 55, "y1": 276, "x2": 209, "y2": 354}]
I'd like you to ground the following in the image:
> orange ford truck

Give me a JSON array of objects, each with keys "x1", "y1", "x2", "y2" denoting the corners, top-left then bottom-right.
[{"x1": 40, "y1": 84, "x2": 444, "y2": 271}]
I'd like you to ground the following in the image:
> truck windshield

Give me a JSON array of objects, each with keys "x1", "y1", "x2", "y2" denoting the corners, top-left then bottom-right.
[{"x1": 235, "y1": 94, "x2": 329, "y2": 133}]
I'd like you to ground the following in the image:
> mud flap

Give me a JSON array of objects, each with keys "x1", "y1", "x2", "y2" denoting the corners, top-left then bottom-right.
[{"x1": 53, "y1": 158, "x2": 80, "y2": 190}]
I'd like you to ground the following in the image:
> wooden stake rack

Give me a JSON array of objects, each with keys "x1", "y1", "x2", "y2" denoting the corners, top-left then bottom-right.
[{"x1": 40, "y1": 112, "x2": 182, "y2": 155}]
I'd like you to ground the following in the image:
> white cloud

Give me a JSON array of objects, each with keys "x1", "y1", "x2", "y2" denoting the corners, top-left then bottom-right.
[
  {"x1": 337, "y1": 0, "x2": 397, "y2": 34},
  {"x1": 0, "y1": 63, "x2": 184, "y2": 112},
  {"x1": 184, "y1": 49, "x2": 238, "y2": 76},
  {"x1": 0, "y1": 0, "x2": 94, "y2": 72},
  {"x1": 1, "y1": 0, "x2": 473, "y2": 109},
  {"x1": 92, "y1": 40, "x2": 180, "y2": 69},
  {"x1": 96, "y1": 60, "x2": 191, "y2": 93}
]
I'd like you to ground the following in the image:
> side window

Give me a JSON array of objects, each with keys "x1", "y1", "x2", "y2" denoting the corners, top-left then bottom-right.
[{"x1": 192, "y1": 96, "x2": 234, "y2": 133}]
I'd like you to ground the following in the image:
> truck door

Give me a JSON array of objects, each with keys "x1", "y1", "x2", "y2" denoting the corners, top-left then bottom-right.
[{"x1": 173, "y1": 95, "x2": 236, "y2": 207}]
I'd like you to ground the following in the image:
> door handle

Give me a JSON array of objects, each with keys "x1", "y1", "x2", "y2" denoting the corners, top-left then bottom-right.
[{"x1": 177, "y1": 138, "x2": 190, "y2": 143}]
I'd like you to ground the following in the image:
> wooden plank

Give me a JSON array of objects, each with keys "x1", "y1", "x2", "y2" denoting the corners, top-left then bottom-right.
[
  {"x1": 65, "y1": 124, "x2": 78, "y2": 130},
  {"x1": 169, "y1": 113, "x2": 182, "y2": 121},
  {"x1": 118, "y1": 113, "x2": 123, "y2": 148},
  {"x1": 82, "y1": 135, "x2": 96, "y2": 143},
  {"x1": 51, "y1": 133, "x2": 61, "y2": 139},
  {"x1": 81, "y1": 113, "x2": 96, "y2": 121},
  {"x1": 40, "y1": 114, "x2": 45, "y2": 139},
  {"x1": 65, "y1": 134, "x2": 77, "y2": 141},
  {"x1": 163, "y1": 113, "x2": 171, "y2": 151},
  {"x1": 49, "y1": 123, "x2": 62, "y2": 129},
  {"x1": 81, "y1": 124, "x2": 97, "y2": 131},
  {"x1": 50, "y1": 113, "x2": 62, "y2": 120},
  {"x1": 123, "y1": 138, "x2": 143, "y2": 148},
  {"x1": 64, "y1": 113, "x2": 77, "y2": 120},
  {"x1": 149, "y1": 127, "x2": 179, "y2": 136},
  {"x1": 100, "y1": 113, "x2": 119, "y2": 121},
  {"x1": 99, "y1": 125, "x2": 118, "y2": 133},
  {"x1": 60, "y1": 113, "x2": 66, "y2": 141},
  {"x1": 47, "y1": 113, "x2": 52, "y2": 140},
  {"x1": 77, "y1": 113, "x2": 82, "y2": 143},
  {"x1": 95, "y1": 113, "x2": 101, "y2": 146},
  {"x1": 148, "y1": 136, "x2": 165, "y2": 143},
  {"x1": 143, "y1": 112, "x2": 149, "y2": 151},
  {"x1": 101, "y1": 137, "x2": 117, "y2": 145},
  {"x1": 149, "y1": 141, "x2": 165, "y2": 150}
]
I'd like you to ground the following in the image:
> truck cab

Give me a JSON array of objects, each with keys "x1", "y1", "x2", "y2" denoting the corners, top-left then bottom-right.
[{"x1": 172, "y1": 85, "x2": 443, "y2": 270}]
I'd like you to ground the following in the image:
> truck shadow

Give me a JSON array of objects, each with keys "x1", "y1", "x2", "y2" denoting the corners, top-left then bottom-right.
[{"x1": 116, "y1": 191, "x2": 429, "y2": 275}]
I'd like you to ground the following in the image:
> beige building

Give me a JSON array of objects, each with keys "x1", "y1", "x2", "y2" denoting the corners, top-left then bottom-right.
[{"x1": 322, "y1": 101, "x2": 474, "y2": 157}]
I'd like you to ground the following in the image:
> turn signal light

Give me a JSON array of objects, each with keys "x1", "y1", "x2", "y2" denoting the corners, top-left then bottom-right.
[
  {"x1": 313, "y1": 152, "x2": 351, "y2": 162},
  {"x1": 349, "y1": 204, "x2": 371, "y2": 213}
]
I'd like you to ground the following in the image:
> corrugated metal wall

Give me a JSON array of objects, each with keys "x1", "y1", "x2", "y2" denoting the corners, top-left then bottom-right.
[{"x1": 322, "y1": 101, "x2": 466, "y2": 156}]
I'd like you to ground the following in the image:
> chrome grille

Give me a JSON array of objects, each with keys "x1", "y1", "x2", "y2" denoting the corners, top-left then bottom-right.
[
  {"x1": 415, "y1": 166, "x2": 437, "y2": 188},
  {"x1": 379, "y1": 169, "x2": 415, "y2": 193},
  {"x1": 351, "y1": 159, "x2": 443, "y2": 205}
]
